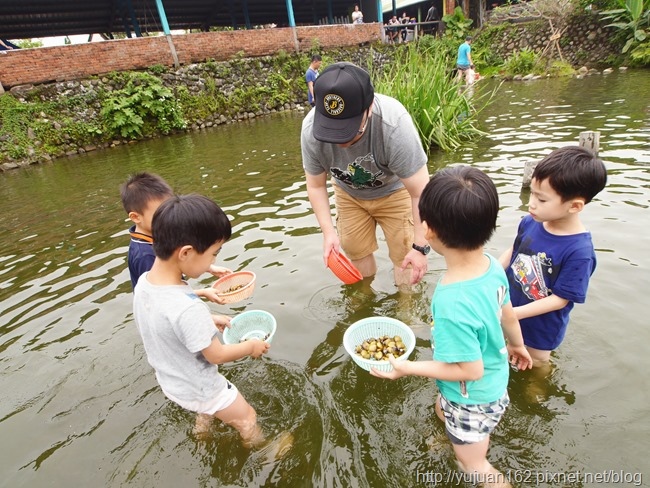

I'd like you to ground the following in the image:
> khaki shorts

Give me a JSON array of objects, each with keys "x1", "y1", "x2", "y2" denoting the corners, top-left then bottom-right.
[{"x1": 334, "y1": 185, "x2": 414, "y2": 266}]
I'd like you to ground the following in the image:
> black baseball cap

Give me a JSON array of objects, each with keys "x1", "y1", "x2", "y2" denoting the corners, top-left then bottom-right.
[{"x1": 312, "y1": 62, "x2": 375, "y2": 144}]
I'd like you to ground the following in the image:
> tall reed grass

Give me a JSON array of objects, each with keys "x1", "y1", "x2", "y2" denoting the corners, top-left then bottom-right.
[{"x1": 372, "y1": 44, "x2": 497, "y2": 152}]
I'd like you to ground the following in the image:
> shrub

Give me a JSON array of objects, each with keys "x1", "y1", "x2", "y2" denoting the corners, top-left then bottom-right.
[
  {"x1": 502, "y1": 48, "x2": 541, "y2": 76},
  {"x1": 148, "y1": 64, "x2": 167, "y2": 75},
  {"x1": 441, "y1": 6, "x2": 474, "y2": 41},
  {"x1": 547, "y1": 60, "x2": 576, "y2": 76},
  {"x1": 629, "y1": 40, "x2": 650, "y2": 63},
  {"x1": 100, "y1": 72, "x2": 186, "y2": 139},
  {"x1": 600, "y1": 0, "x2": 650, "y2": 53}
]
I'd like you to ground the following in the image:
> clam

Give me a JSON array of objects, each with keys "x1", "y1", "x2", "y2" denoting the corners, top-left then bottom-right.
[{"x1": 354, "y1": 335, "x2": 408, "y2": 361}]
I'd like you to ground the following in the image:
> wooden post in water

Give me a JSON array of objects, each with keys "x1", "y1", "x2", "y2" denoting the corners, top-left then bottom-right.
[
  {"x1": 522, "y1": 131, "x2": 601, "y2": 188},
  {"x1": 579, "y1": 131, "x2": 600, "y2": 156},
  {"x1": 522, "y1": 159, "x2": 536, "y2": 188}
]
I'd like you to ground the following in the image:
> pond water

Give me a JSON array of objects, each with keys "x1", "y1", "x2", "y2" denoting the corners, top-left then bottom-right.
[{"x1": 1, "y1": 70, "x2": 649, "y2": 488}]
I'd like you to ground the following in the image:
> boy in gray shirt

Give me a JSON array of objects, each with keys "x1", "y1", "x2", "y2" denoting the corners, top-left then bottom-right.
[{"x1": 133, "y1": 194, "x2": 269, "y2": 445}]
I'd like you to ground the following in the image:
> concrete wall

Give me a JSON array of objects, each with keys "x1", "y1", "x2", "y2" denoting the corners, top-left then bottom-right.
[{"x1": 0, "y1": 24, "x2": 382, "y2": 89}]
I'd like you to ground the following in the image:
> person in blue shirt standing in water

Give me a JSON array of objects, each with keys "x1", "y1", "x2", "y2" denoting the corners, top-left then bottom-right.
[{"x1": 456, "y1": 36, "x2": 474, "y2": 85}]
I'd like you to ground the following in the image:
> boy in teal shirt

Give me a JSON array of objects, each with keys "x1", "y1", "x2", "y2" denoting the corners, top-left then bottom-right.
[{"x1": 372, "y1": 166, "x2": 532, "y2": 487}]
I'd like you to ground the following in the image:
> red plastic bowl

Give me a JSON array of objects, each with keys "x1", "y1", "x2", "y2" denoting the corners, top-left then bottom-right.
[{"x1": 327, "y1": 251, "x2": 363, "y2": 285}]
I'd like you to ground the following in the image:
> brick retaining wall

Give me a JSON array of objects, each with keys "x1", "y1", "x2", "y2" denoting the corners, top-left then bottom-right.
[{"x1": 0, "y1": 24, "x2": 382, "y2": 89}]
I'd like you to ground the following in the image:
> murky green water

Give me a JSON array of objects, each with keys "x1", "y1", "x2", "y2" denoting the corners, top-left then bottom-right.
[{"x1": 1, "y1": 70, "x2": 649, "y2": 487}]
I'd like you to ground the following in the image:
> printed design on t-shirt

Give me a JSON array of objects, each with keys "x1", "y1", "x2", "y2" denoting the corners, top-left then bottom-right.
[
  {"x1": 331, "y1": 153, "x2": 384, "y2": 189},
  {"x1": 496, "y1": 285, "x2": 506, "y2": 321},
  {"x1": 510, "y1": 252, "x2": 552, "y2": 300}
]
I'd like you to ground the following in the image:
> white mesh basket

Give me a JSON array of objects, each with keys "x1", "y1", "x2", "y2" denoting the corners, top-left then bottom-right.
[{"x1": 343, "y1": 317, "x2": 416, "y2": 372}]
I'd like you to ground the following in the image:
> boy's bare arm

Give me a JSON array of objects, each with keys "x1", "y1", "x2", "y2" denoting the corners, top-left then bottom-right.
[
  {"x1": 370, "y1": 357, "x2": 483, "y2": 381},
  {"x1": 514, "y1": 294, "x2": 568, "y2": 320},
  {"x1": 500, "y1": 303, "x2": 533, "y2": 370},
  {"x1": 201, "y1": 336, "x2": 269, "y2": 364},
  {"x1": 498, "y1": 247, "x2": 512, "y2": 269},
  {"x1": 194, "y1": 287, "x2": 227, "y2": 304}
]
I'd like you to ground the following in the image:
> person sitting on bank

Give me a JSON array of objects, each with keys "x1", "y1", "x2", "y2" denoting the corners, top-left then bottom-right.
[{"x1": 386, "y1": 15, "x2": 401, "y2": 44}]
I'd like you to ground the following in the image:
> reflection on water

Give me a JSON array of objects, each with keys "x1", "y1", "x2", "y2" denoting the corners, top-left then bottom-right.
[{"x1": 1, "y1": 71, "x2": 649, "y2": 487}]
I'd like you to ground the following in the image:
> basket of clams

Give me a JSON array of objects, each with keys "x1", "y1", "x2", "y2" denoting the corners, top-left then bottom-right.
[{"x1": 343, "y1": 317, "x2": 416, "y2": 372}]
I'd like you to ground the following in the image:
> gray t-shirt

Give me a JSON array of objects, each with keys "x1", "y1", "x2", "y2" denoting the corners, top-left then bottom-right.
[
  {"x1": 301, "y1": 93, "x2": 427, "y2": 200},
  {"x1": 133, "y1": 273, "x2": 223, "y2": 402}
]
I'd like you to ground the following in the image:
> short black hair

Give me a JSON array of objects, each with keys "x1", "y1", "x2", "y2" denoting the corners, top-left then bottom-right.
[
  {"x1": 532, "y1": 146, "x2": 607, "y2": 203},
  {"x1": 419, "y1": 166, "x2": 498, "y2": 250},
  {"x1": 152, "y1": 194, "x2": 232, "y2": 260},
  {"x1": 120, "y1": 172, "x2": 173, "y2": 214},
  {"x1": 466, "y1": 35, "x2": 473, "y2": 41},
  {"x1": 311, "y1": 54, "x2": 322, "y2": 62}
]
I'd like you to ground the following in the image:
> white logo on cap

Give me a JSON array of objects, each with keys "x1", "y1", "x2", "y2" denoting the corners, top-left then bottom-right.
[{"x1": 324, "y1": 94, "x2": 344, "y2": 116}]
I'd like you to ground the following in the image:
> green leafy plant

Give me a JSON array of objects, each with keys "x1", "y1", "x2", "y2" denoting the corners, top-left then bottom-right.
[
  {"x1": 100, "y1": 72, "x2": 186, "y2": 139},
  {"x1": 600, "y1": 0, "x2": 650, "y2": 53},
  {"x1": 373, "y1": 43, "x2": 495, "y2": 152},
  {"x1": 579, "y1": 0, "x2": 621, "y2": 8},
  {"x1": 547, "y1": 60, "x2": 576, "y2": 76},
  {"x1": 14, "y1": 39, "x2": 43, "y2": 49},
  {"x1": 203, "y1": 59, "x2": 218, "y2": 72},
  {"x1": 441, "y1": 6, "x2": 474, "y2": 41},
  {"x1": 148, "y1": 64, "x2": 167, "y2": 75},
  {"x1": 417, "y1": 33, "x2": 459, "y2": 60},
  {"x1": 502, "y1": 48, "x2": 541, "y2": 76},
  {"x1": 629, "y1": 40, "x2": 650, "y2": 62}
]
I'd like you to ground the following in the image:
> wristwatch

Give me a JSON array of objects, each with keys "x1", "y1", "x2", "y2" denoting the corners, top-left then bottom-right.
[{"x1": 412, "y1": 243, "x2": 431, "y2": 255}]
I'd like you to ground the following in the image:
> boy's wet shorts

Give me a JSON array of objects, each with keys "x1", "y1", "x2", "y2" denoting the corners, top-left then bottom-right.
[
  {"x1": 162, "y1": 373, "x2": 239, "y2": 415},
  {"x1": 439, "y1": 391, "x2": 509, "y2": 445},
  {"x1": 334, "y1": 185, "x2": 413, "y2": 267}
]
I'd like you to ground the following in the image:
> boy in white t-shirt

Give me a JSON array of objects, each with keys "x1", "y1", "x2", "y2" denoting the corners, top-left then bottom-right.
[{"x1": 133, "y1": 193, "x2": 269, "y2": 446}]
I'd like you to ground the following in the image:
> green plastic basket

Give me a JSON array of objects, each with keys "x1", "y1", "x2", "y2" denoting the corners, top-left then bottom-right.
[{"x1": 223, "y1": 310, "x2": 277, "y2": 344}]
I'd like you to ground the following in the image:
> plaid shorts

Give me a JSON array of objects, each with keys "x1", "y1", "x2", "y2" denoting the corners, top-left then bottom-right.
[{"x1": 439, "y1": 391, "x2": 510, "y2": 445}]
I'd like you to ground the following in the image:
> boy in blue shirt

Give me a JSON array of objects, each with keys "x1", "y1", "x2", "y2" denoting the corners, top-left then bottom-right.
[
  {"x1": 120, "y1": 172, "x2": 230, "y2": 301},
  {"x1": 500, "y1": 146, "x2": 607, "y2": 366},
  {"x1": 120, "y1": 172, "x2": 174, "y2": 289},
  {"x1": 372, "y1": 166, "x2": 532, "y2": 486}
]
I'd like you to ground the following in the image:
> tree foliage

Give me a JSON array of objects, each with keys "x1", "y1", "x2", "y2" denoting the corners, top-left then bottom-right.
[{"x1": 600, "y1": 0, "x2": 650, "y2": 53}]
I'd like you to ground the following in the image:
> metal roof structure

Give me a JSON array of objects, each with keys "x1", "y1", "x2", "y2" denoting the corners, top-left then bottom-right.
[{"x1": 0, "y1": 0, "x2": 371, "y2": 40}]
